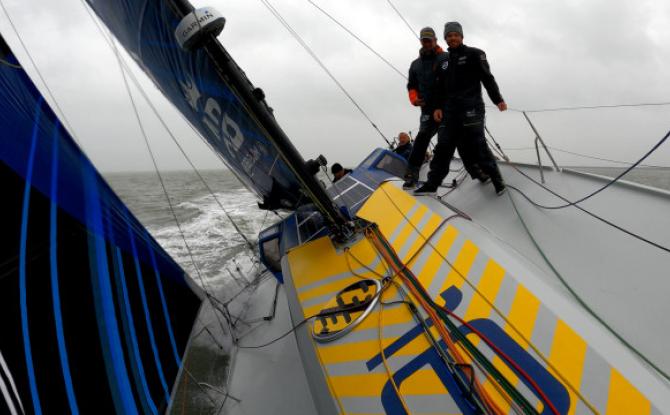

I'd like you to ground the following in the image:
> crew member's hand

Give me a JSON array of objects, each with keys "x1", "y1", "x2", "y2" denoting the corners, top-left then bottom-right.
[
  {"x1": 414, "y1": 98, "x2": 425, "y2": 107},
  {"x1": 497, "y1": 102, "x2": 508, "y2": 112},
  {"x1": 433, "y1": 109, "x2": 443, "y2": 123}
]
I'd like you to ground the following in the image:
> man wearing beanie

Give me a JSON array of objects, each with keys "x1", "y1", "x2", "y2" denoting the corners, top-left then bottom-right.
[
  {"x1": 402, "y1": 27, "x2": 485, "y2": 189},
  {"x1": 415, "y1": 21, "x2": 508, "y2": 196}
]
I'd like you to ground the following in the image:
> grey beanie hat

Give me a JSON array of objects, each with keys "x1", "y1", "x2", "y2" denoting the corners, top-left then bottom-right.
[
  {"x1": 419, "y1": 26, "x2": 436, "y2": 39},
  {"x1": 444, "y1": 21, "x2": 463, "y2": 37}
]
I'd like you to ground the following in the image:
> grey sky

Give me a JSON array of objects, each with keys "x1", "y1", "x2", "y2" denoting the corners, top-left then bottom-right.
[{"x1": 1, "y1": 0, "x2": 669, "y2": 173}]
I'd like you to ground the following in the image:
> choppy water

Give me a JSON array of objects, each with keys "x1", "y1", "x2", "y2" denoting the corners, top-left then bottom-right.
[{"x1": 106, "y1": 169, "x2": 276, "y2": 295}]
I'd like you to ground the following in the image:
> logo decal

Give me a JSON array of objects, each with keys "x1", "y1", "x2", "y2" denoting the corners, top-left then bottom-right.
[
  {"x1": 313, "y1": 279, "x2": 381, "y2": 342},
  {"x1": 365, "y1": 285, "x2": 570, "y2": 414}
]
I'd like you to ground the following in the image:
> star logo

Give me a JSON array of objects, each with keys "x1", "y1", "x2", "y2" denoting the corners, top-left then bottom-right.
[{"x1": 180, "y1": 76, "x2": 201, "y2": 111}]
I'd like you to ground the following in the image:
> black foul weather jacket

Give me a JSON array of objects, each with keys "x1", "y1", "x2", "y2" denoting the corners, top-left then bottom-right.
[
  {"x1": 434, "y1": 44, "x2": 504, "y2": 112},
  {"x1": 407, "y1": 47, "x2": 449, "y2": 114}
]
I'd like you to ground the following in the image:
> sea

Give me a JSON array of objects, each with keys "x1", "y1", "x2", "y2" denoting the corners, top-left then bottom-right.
[
  {"x1": 105, "y1": 166, "x2": 670, "y2": 413},
  {"x1": 107, "y1": 170, "x2": 273, "y2": 295}
]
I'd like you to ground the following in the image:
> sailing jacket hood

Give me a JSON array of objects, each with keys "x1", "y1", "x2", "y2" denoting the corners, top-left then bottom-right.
[
  {"x1": 407, "y1": 46, "x2": 448, "y2": 113},
  {"x1": 434, "y1": 43, "x2": 504, "y2": 112}
]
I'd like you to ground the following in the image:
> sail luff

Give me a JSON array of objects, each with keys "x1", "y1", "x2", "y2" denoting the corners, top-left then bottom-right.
[
  {"x1": 85, "y1": 0, "x2": 348, "y2": 231},
  {"x1": 169, "y1": 0, "x2": 347, "y2": 229}
]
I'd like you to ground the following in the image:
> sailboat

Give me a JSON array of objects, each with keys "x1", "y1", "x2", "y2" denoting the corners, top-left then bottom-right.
[{"x1": 1, "y1": 0, "x2": 669, "y2": 414}]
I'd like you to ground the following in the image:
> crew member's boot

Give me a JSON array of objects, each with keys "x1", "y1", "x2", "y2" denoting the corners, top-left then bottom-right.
[
  {"x1": 467, "y1": 163, "x2": 489, "y2": 183},
  {"x1": 402, "y1": 166, "x2": 419, "y2": 189},
  {"x1": 492, "y1": 178, "x2": 506, "y2": 196},
  {"x1": 489, "y1": 166, "x2": 506, "y2": 196},
  {"x1": 414, "y1": 181, "x2": 438, "y2": 195}
]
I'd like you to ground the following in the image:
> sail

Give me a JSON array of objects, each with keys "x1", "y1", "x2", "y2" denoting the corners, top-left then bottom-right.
[
  {"x1": 84, "y1": 0, "x2": 308, "y2": 211},
  {"x1": 0, "y1": 33, "x2": 202, "y2": 414}
]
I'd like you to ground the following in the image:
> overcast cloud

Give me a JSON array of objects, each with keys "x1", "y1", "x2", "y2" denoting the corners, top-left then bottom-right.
[{"x1": 1, "y1": 0, "x2": 669, "y2": 173}]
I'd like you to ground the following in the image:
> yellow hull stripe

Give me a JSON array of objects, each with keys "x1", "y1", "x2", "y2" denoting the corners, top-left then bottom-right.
[
  {"x1": 435, "y1": 239, "x2": 479, "y2": 305},
  {"x1": 606, "y1": 368, "x2": 651, "y2": 415},
  {"x1": 548, "y1": 320, "x2": 588, "y2": 415}
]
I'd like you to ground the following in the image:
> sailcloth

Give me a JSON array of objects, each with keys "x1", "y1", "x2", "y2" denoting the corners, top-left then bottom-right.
[{"x1": 0, "y1": 33, "x2": 202, "y2": 414}]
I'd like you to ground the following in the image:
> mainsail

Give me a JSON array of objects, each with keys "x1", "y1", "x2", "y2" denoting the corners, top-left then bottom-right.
[
  {"x1": 84, "y1": 0, "x2": 343, "y2": 221},
  {"x1": 0, "y1": 33, "x2": 202, "y2": 414}
]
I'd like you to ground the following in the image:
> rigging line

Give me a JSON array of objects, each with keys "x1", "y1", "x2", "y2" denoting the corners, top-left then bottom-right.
[
  {"x1": 366, "y1": 229, "x2": 510, "y2": 414},
  {"x1": 485, "y1": 126, "x2": 510, "y2": 162},
  {"x1": 106, "y1": 30, "x2": 230, "y2": 338},
  {"x1": 499, "y1": 159, "x2": 670, "y2": 255},
  {"x1": 78, "y1": 0, "x2": 256, "y2": 251},
  {"x1": 506, "y1": 191, "x2": 670, "y2": 384},
  {"x1": 383, "y1": 0, "x2": 418, "y2": 39},
  {"x1": 305, "y1": 0, "x2": 407, "y2": 80},
  {"x1": 506, "y1": 179, "x2": 670, "y2": 255},
  {"x1": 259, "y1": 0, "x2": 392, "y2": 147},
  {"x1": 370, "y1": 228, "x2": 556, "y2": 414},
  {"x1": 116, "y1": 64, "x2": 255, "y2": 249},
  {"x1": 0, "y1": 0, "x2": 79, "y2": 143},
  {"x1": 512, "y1": 128, "x2": 670, "y2": 210},
  {"x1": 439, "y1": 303, "x2": 562, "y2": 415},
  {"x1": 372, "y1": 182, "x2": 600, "y2": 412},
  {"x1": 237, "y1": 284, "x2": 389, "y2": 349},
  {"x1": 347, "y1": 246, "x2": 489, "y2": 408},
  {"x1": 345, "y1": 233, "x2": 512, "y2": 413},
  {"x1": 180, "y1": 366, "x2": 218, "y2": 407},
  {"x1": 0, "y1": 56, "x2": 20, "y2": 68},
  {"x1": 547, "y1": 146, "x2": 670, "y2": 169},
  {"x1": 386, "y1": 283, "x2": 511, "y2": 414},
  {"x1": 524, "y1": 101, "x2": 670, "y2": 113},
  {"x1": 377, "y1": 296, "x2": 412, "y2": 414}
]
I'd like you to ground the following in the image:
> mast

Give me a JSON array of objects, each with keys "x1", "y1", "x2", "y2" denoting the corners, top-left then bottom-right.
[{"x1": 170, "y1": 0, "x2": 349, "y2": 233}]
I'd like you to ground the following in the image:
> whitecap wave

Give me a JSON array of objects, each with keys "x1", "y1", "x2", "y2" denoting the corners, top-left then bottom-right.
[{"x1": 148, "y1": 189, "x2": 275, "y2": 296}]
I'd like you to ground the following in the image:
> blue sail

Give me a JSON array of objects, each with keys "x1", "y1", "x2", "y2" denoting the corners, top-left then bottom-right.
[
  {"x1": 85, "y1": 0, "x2": 305, "y2": 210},
  {"x1": 0, "y1": 34, "x2": 202, "y2": 414}
]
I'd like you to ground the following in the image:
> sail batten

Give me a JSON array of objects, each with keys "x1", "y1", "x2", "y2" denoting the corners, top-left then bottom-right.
[{"x1": 0, "y1": 32, "x2": 201, "y2": 414}]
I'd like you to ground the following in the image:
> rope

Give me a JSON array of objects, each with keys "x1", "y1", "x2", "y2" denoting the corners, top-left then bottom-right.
[
  {"x1": 547, "y1": 146, "x2": 669, "y2": 169},
  {"x1": 79, "y1": 0, "x2": 256, "y2": 251},
  {"x1": 384, "y1": 0, "x2": 418, "y2": 39},
  {"x1": 390, "y1": 281, "x2": 519, "y2": 413},
  {"x1": 105, "y1": 30, "x2": 235, "y2": 354},
  {"x1": 516, "y1": 128, "x2": 669, "y2": 210},
  {"x1": 259, "y1": 0, "x2": 392, "y2": 147},
  {"x1": 524, "y1": 101, "x2": 670, "y2": 113},
  {"x1": 485, "y1": 126, "x2": 510, "y2": 162},
  {"x1": 506, "y1": 191, "x2": 670, "y2": 384},
  {"x1": 481, "y1": 125, "x2": 670, "y2": 254},
  {"x1": 374, "y1": 182, "x2": 600, "y2": 412},
  {"x1": 0, "y1": 0, "x2": 80, "y2": 143},
  {"x1": 366, "y1": 227, "x2": 513, "y2": 414},
  {"x1": 306, "y1": 0, "x2": 407, "y2": 80},
  {"x1": 108, "y1": 35, "x2": 206, "y2": 286},
  {"x1": 377, "y1": 297, "x2": 412, "y2": 414},
  {"x1": 505, "y1": 175, "x2": 670, "y2": 255},
  {"x1": 0, "y1": 56, "x2": 21, "y2": 68}
]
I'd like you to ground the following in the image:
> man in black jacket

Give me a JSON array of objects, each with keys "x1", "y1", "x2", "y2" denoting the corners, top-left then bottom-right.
[
  {"x1": 402, "y1": 27, "x2": 447, "y2": 189},
  {"x1": 403, "y1": 27, "x2": 486, "y2": 189},
  {"x1": 415, "y1": 21, "x2": 507, "y2": 195}
]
